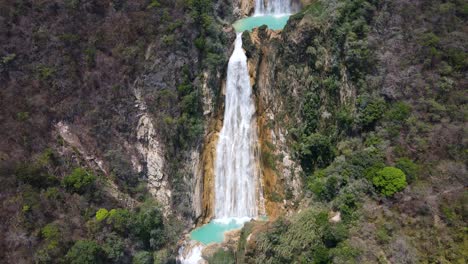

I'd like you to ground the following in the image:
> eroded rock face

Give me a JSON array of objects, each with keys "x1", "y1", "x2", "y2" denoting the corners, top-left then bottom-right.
[
  {"x1": 233, "y1": 0, "x2": 255, "y2": 17},
  {"x1": 243, "y1": 28, "x2": 303, "y2": 218},
  {"x1": 136, "y1": 114, "x2": 172, "y2": 213},
  {"x1": 134, "y1": 86, "x2": 172, "y2": 214},
  {"x1": 55, "y1": 121, "x2": 138, "y2": 208}
]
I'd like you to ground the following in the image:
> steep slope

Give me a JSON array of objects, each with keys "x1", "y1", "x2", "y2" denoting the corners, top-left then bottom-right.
[
  {"x1": 0, "y1": 0, "x2": 232, "y2": 262},
  {"x1": 236, "y1": 0, "x2": 467, "y2": 263}
]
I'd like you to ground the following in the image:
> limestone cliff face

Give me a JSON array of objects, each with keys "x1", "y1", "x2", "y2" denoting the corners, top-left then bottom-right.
[
  {"x1": 133, "y1": 86, "x2": 172, "y2": 214},
  {"x1": 232, "y1": 0, "x2": 255, "y2": 17},
  {"x1": 243, "y1": 29, "x2": 303, "y2": 218}
]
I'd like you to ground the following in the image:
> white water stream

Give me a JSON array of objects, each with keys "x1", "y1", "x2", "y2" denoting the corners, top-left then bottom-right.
[
  {"x1": 178, "y1": 2, "x2": 294, "y2": 263},
  {"x1": 214, "y1": 33, "x2": 259, "y2": 219}
]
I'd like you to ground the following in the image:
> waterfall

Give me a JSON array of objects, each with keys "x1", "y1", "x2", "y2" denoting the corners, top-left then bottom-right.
[
  {"x1": 214, "y1": 33, "x2": 259, "y2": 219},
  {"x1": 255, "y1": 0, "x2": 292, "y2": 15}
]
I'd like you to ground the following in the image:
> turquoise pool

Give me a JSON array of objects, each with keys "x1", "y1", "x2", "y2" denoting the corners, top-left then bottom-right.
[
  {"x1": 233, "y1": 15, "x2": 290, "y2": 32},
  {"x1": 190, "y1": 217, "x2": 250, "y2": 245}
]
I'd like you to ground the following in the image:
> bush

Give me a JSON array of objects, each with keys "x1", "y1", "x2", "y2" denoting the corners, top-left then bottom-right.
[
  {"x1": 357, "y1": 95, "x2": 386, "y2": 129},
  {"x1": 297, "y1": 133, "x2": 335, "y2": 172},
  {"x1": 16, "y1": 164, "x2": 58, "y2": 189},
  {"x1": 395, "y1": 158, "x2": 419, "y2": 183},
  {"x1": 385, "y1": 102, "x2": 411, "y2": 123},
  {"x1": 322, "y1": 222, "x2": 348, "y2": 248},
  {"x1": 41, "y1": 223, "x2": 61, "y2": 250},
  {"x1": 309, "y1": 176, "x2": 342, "y2": 202},
  {"x1": 95, "y1": 208, "x2": 109, "y2": 222},
  {"x1": 102, "y1": 233, "x2": 125, "y2": 263},
  {"x1": 107, "y1": 208, "x2": 131, "y2": 233},
  {"x1": 131, "y1": 206, "x2": 165, "y2": 250},
  {"x1": 133, "y1": 251, "x2": 153, "y2": 264},
  {"x1": 372, "y1": 167, "x2": 407, "y2": 196},
  {"x1": 62, "y1": 168, "x2": 96, "y2": 194},
  {"x1": 206, "y1": 248, "x2": 235, "y2": 264},
  {"x1": 65, "y1": 240, "x2": 105, "y2": 264}
]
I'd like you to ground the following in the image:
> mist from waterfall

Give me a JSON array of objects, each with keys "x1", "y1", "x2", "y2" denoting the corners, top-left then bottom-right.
[
  {"x1": 214, "y1": 33, "x2": 259, "y2": 219},
  {"x1": 255, "y1": 0, "x2": 293, "y2": 15}
]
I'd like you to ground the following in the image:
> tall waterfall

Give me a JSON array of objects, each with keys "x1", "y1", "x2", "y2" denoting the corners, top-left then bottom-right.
[
  {"x1": 214, "y1": 33, "x2": 259, "y2": 219},
  {"x1": 255, "y1": 0, "x2": 292, "y2": 15}
]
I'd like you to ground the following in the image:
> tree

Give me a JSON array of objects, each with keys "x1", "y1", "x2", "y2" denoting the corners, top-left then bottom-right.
[
  {"x1": 372, "y1": 167, "x2": 407, "y2": 196},
  {"x1": 62, "y1": 168, "x2": 96, "y2": 194},
  {"x1": 107, "y1": 208, "x2": 131, "y2": 234},
  {"x1": 131, "y1": 206, "x2": 165, "y2": 250},
  {"x1": 396, "y1": 158, "x2": 419, "y2": 183},
  {"x1": 133, "y1": 251, "x2": 153, "y2": 264},
  {"x1": 298, "y1": 133, "x2": 335, "y2": 172},
  {"x1": 65, "y1": 240, "x2": 105, "y2": 264}
]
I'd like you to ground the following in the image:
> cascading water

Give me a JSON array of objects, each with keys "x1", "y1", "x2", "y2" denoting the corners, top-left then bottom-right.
[
  {"x1": 214, "y1": 33, "x2": 259, "y2": 219},
  {"x1": 179, "y1": 1, "x2": 297, "y2": 262},
  {"x1": 255, "y1": 0, "x2": 292, "y2": 15},
  {"x1": 179, "y1": 33, "x2": 259, "y2": 264}
]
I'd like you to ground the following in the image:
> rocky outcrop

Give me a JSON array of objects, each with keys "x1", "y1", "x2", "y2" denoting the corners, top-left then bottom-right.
[
  {"x1": 232, "y1": 0, "x2": 255, "y2": 17},
  {"x1": 133, "y1": 84, "x2": 172, "y2": 214},
  {"x1": 55, "y1": 121, "x2": 138, "y2": 208},
  {"x1": 196, "y1": 84, "x2": 224, "y2": 223}
]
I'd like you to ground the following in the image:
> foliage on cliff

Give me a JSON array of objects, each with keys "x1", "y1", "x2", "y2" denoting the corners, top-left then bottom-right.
[
  {"x1": 0, "y1": 0, "x2": 228, "y2": 262},
  {"x1": 242, "y1": 0, "x2": 467, "y2": 262}
]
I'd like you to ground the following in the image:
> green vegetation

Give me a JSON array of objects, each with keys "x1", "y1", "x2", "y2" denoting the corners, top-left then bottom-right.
[
  {"x1": 95, "y1": 208, "x2": 109, "y2": 222},
  {"x1": 372, "y1": 167, "x2": 407, "y2": 197},
  {"x1": 41, "y1": 223, "x2": 61, "y2": 250},
  {"x1": 206, "y1": 248, "x2": 235, "y2": 264},
  {"x1": 62, "y1": 168, "x2": 96, "y2": 194},
  {"x1": 65, "y1": 240, "x2": 105, "y2": 264},
  {"x1": 131, "y1": 205, "x2": 165, "y2": 250},
  {"x1": 395, "y1": 158, "x2": 419, "y2": 183},
  {"x1": 133, "y1": 251, "x2": 153, "y2": 264},
  {"x1": 246, "y1": 209, "x2": 353, "y2": 263}
]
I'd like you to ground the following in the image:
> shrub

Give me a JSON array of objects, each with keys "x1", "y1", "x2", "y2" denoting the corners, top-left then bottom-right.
[
  {"x1": 17, "y1": 111, "x2": 29, "y2": 121},
  {"x1": 357, "y1": 96, "x2": 386, "y2": 129},
  {"x1": 16, "y1": 163, "x2": 58, "y2": 188},
  {"x1": 329, "y1": 242, "x2": 359, "y2": 263},
  {"x1": 1, "y1": 53, "x2": 16, "y2": 64},
  {"x1": 65, "y1": 240, "x2": 105, "y2": 264},
  {"x1": 297, "y1": 133, "x2": 335, "y2": 172},
  {"x1": 133, "y1": 251, "x2": 153, "y2": 264},
  {"x1": 146, "y1": 0, "x2": 160, "y2": 9},
  {"x1": 95, "y1": 208, "x2": 109, "y2": 222},
  {"x1": 41, "y1": 223, "x2": 61, "y2": 250},
  {"x1": 102, "y1": 233, "x2": 125, "y2": 262},
  {"x1": 313, "y1": 244, "x2": 331, "y2": 264},
  {"x1": 62, "y1": 168, "x2": 96, "y2": 194},
  {"x1": 131, "y1": 206, "x2": 165, "y2": 250},
  {"x1": 107, "y1": 208, "x2": 131, "y2": 233},
  {"x1": 372, "y1": 167, "x2": 407, "y2": 196},
  {"x1": 395, "y1": 158, "x2": 419, "y2": 183},
  {"x1": 336, "y1": 108, "x2": 354, "y2": 133},
  {"x1": 45, "y1": 187, "x2": 60, "y2": 200},
  {"x1": 385, "y1": 102, "x2": 411, "y2": 123},
  {"x1": 322, "y1": 222, "x2": 348, "y2": 248},
  {"x1": 206, "y1": 248, "x2": 235, "y2": 264}
]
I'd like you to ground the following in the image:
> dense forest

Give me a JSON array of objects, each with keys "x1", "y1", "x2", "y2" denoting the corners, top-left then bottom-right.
[{"x1": 0, "y1": 0, "x2": 466, "y2": 263}]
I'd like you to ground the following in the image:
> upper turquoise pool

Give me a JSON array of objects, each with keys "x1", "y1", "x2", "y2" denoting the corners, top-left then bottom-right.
[{"x1": 233, "y1": 15, "x2": 290, "y2": 32}]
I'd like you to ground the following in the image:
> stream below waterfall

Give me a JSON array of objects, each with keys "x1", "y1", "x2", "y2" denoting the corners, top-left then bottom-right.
[{"x1": 178, "y1": 1, "x2": 293, "y2": 263}]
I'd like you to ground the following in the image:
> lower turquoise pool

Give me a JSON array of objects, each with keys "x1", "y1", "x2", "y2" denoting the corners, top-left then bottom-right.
[{"x1": 190, "y1": 217, "x2": 250, "y2": 245}]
